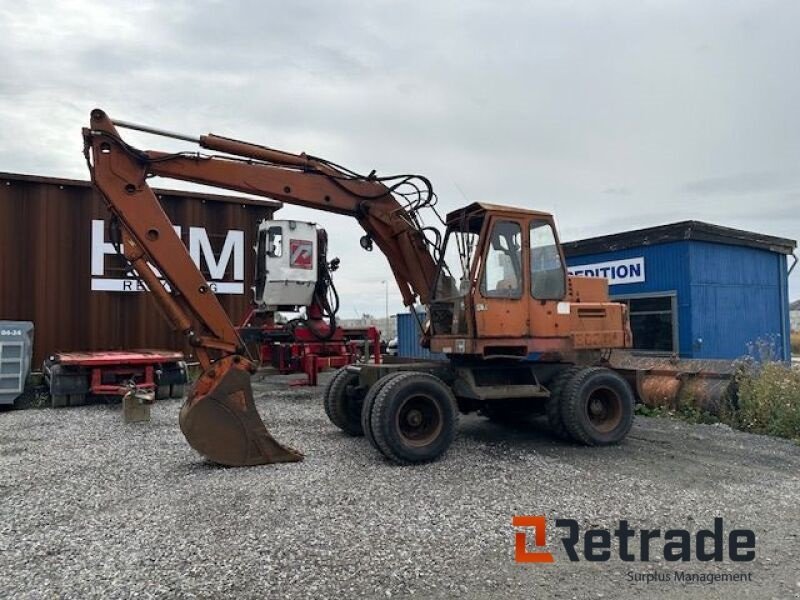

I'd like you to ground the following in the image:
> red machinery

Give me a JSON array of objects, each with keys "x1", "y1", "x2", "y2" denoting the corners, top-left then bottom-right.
[
  {"x1": 237, "y1": 219, "x2": 381, "y2": 385},
  {"x1": 43, "y1": 349, "x2": 187, "y2": 407},
  {"x1": 238, "y1": 308, "x2": 380, "y2": 386}
]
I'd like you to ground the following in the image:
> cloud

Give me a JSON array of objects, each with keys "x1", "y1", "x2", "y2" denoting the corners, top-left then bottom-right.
[
  {"x1": 1, "y1": 0, "x2": 799, "y2": 314},
  {"x1": 679, "y1": 171, "x2": 800, "y2": 196},
  {"x1": 602, "y1": 187, "x2": 632, "y2": 196}
]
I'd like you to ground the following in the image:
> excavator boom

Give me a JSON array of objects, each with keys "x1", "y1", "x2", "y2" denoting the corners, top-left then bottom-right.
[
  {"x1": 83, "y1": 108, "x2": 441, "y2": 466},
  {"x1": 84, "y1": 110, "x2": 305, "y2": 466}
]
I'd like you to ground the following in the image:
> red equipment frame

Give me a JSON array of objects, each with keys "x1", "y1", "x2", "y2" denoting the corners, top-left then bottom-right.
[
  {"x1": 238, "y1": 308, "x2": 381, "y2": 386},
  {"x1": 48, "y1": 349, "x2": 185, "y2": 396}
]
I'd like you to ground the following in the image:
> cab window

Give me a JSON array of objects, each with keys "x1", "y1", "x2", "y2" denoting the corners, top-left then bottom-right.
[
  {"x1": 530, "y1": 221, "x2": 566, "y2": 300},
  {"x1": 481, "y1": 220, "x2": 522, "y2": 298}
]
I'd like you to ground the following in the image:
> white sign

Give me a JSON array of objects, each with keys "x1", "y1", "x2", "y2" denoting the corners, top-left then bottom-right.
[
  {"x1": 90, "y1": 219, "x2": 245, "y2": 294},
  {"x1": 568, "y1": 257, "x2": 645, "y2": 285}
]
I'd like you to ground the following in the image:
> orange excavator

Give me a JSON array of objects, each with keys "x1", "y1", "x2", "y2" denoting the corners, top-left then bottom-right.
[{"x1": 83, "y1": 108, "x2": 642, "y2": 467}]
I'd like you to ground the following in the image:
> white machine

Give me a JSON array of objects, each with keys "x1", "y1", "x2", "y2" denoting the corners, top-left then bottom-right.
[{"x1": 253, "y1": 219, "x2": 319, "y2": 309}]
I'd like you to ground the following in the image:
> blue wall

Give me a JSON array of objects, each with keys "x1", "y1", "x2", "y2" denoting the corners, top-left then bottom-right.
[
  {"x1": 567, "y1": 241, "x2": 790, "y2": 360},
  {"x1": 396, "y1": 311, "x2": 446, "y2": 360},
  {"x1": 686, "y1": 242, "x2": 789, "y2": 360}
]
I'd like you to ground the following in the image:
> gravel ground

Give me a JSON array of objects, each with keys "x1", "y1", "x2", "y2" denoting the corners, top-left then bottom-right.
[{"x1": 1, "y1": 372, "x2": 799, "y2": 600}]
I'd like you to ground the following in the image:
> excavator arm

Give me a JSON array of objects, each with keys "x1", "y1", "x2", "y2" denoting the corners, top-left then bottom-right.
[{"x1": 82, "y1": 108, "x2": 440, "y2": 466}]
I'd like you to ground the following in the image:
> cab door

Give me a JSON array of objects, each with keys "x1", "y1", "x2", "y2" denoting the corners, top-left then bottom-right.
[
  {"x1": 527, "y1": 219, "x2": 570, "y2": 338},
  {"x1": 473, "y1": 217, "x2": 530, "y2": 338}
]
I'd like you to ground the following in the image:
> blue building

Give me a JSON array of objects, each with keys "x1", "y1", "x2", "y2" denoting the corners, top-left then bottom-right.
[
  {"x1": 562, "y1": 221, "x2": 796, "y2": 360},
  {"x1": 396, "y1": 221, "x2": 796, "y2": 361}
]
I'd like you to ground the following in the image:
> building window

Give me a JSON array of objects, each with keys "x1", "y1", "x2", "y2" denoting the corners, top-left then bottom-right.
[{"x1": 615, "y1": 294, "x2": 676, "y2": 352}]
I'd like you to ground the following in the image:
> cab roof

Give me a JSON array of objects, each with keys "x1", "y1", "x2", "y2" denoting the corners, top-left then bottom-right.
[{"x1": 445, "y1": 202, "x2": 553, "y2": 226}]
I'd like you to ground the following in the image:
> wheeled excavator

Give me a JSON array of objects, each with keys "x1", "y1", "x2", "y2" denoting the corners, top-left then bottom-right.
[{"x1": 83, "y1": 108, "x2": 644, "y2": 467}]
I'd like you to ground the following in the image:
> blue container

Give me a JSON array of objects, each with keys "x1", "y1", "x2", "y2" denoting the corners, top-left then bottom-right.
[{"x1": 396, "y1": 311, "x2": 446, "y2": 360}]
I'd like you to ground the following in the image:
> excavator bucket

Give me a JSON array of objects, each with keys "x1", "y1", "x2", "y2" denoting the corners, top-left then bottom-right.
[
  {"x1": 179, "y1": 356, "x2": 304, "y2": 466},
  {"x1": 609, "y1": 352, "x2": 737, "y2": 414}
]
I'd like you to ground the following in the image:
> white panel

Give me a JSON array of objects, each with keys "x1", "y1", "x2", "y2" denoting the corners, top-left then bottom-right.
[
  {"x1": 257, "y1": 220, "x2": 319, "y2": 307},
  {"x1": 568, "y1": 257, "x2": 645, "y2": 285}
]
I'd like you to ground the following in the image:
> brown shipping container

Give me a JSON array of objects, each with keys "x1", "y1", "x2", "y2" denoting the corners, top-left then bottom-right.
[{"x1": 0, "y1": 172, "x2": 281, "y2": 366}]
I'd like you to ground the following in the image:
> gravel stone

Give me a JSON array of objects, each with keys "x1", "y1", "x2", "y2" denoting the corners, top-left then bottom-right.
[{"x1": 1, "y1": 372, "x2": 799, "y2": 599}]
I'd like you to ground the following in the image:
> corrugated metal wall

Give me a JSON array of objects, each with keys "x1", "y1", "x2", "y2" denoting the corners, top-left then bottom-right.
[
  {"x1": 0, "y1": 172, "x2": 279, "y2": 366},
  {"x1": 688, "y1": 242, "x2": 789, "y2": 360},
  {"x1": 396, "y1": 312, "x2": 446, "y2": 360}
]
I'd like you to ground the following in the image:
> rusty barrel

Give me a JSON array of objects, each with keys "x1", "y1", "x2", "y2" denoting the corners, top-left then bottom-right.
[{"x1": 608, "y1": 351, "x2": 737, "y2": 414}]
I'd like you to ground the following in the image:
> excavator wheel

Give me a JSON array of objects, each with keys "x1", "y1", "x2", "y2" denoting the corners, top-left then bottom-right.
[
  {"x1": 361, "y1": 371, "x2": 408, "y2": 450},
  {"x1": 368, "y1": 372, "x2": 458, "y2": 465},
  {"x1": 544, "y1": 365, "x2": 583, "y2": 440},
  {"x1": 559, "y1": 367, "x2": 634, "y2": 446},
  {"x1": 178, "y1": 355, "x2": 303, "y2": 466},
  {"x1": 323, "y1": 368, "x2": 364, "y2": 436}
]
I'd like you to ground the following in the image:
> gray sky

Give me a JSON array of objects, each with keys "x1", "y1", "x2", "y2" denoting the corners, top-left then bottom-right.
[{"x1": 2, "y1": 0, "x2": 798, "y2": 318}]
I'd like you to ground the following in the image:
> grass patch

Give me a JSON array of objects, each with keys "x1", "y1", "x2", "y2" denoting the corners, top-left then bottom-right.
[
  {"x1": 723, "y1": 360, "x2": 800, "y2": 442},
  {"x1": 635, "y1": 403, "x2": 719, "y2": 425}
]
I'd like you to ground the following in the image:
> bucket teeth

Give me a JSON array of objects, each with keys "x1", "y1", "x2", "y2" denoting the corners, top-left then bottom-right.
[{"x1": 179, "y1": 357, "x2": 303, "y2": 466}]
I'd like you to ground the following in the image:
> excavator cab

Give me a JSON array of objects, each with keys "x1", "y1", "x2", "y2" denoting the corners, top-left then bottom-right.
[
  {"x1": 427, "y1": 202, "x2": 628, "y2": 358},
  {"x1": 429, "y1": 203, "x2": 568, "y2": 346}
]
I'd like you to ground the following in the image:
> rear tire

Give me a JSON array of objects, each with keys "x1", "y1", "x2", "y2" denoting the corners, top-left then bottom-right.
[
  {"x1": 323, "y1": 368, "x2": 363, "y2": 436},
  {"x1": 560, "y1": 367, "x2": 634, "y2": 446},
  {"x1": 545, "y1": 366, "x2": 582, "y2": 439},
  {"x1": 361, "y1": 372, "x2": 407, "y2": 449},
  {"x1": 369, "y1": 372, "x2": 458, "y2": 465}
]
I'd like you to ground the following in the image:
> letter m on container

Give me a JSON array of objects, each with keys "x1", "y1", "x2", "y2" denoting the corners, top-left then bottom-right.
[{"x1": 513, "y1": 516, "x2": 555, "y2": 563}]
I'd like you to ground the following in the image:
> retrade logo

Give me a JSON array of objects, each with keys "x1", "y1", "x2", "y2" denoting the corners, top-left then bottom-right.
[
  {"x1": 512, "y1": 516, "x2": 554, "y2": 563},
  {"x1": 513, "y1": 516, "x2": 755, "y2": 563}
]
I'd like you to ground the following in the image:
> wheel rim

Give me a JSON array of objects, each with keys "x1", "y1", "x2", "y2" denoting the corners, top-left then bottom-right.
[
  {"x1": 395, "y1": 394, "x2": 443, "y2": 447},
  {"x1": 585, "y1": 386, "x2": 622, "y2": 433}
]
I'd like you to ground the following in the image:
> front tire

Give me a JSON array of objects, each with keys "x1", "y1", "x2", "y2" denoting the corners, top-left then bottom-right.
[
  {"x1": 369, "y1": 372, "x2": 458, "y2": 465},
  {"x1": 560, "y1": 367, "x2": 634, "y2": 446},
  {"x1": 545, "y1": 366, "x2": 582, "y2": 439}
]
